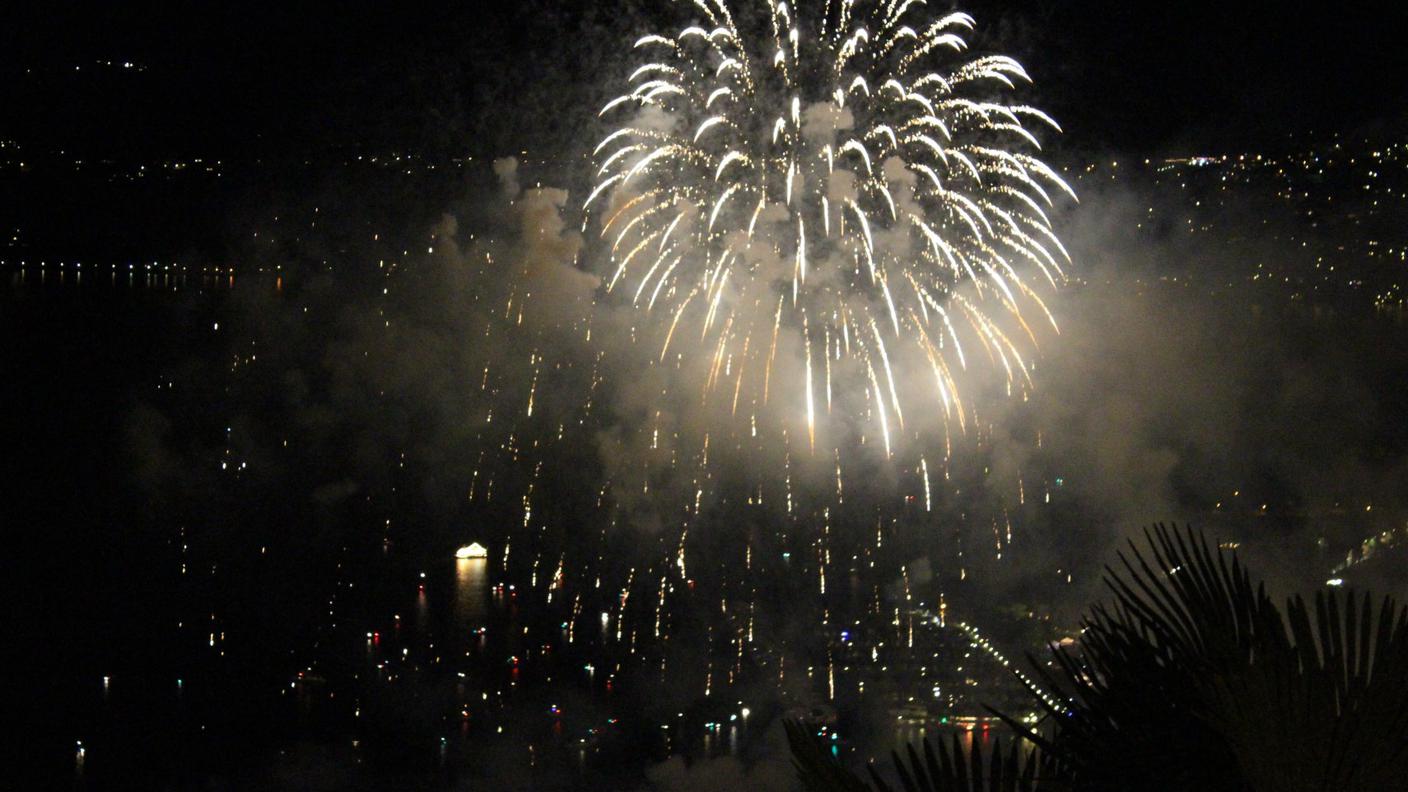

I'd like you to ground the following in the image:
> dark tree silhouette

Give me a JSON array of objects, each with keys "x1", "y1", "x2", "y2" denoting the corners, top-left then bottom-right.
[{"x1": 789, "y1": 525, "x2": 1408, "y2": 791}]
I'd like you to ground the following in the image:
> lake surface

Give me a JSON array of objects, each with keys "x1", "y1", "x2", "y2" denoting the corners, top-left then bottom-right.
[{"x1": 11, "y1": 263, "x2": 1407, "y2": 789}]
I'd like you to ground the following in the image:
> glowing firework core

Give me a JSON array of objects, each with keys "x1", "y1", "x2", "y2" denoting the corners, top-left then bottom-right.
[{"x1": 590, "y1": 0, "x2": 1074, "y2": 457}]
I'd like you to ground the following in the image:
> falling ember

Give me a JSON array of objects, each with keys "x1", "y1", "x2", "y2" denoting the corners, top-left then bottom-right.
[
  {"x1": 804, "y1": 313, "x2": 816, "y2": 451},
  {"x1": 920, "y1": 456, "x2": 932, "y2": 511}
]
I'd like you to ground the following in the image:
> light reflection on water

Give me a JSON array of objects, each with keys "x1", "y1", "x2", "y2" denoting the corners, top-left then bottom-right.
[
  {"x1": 453, "y1": 557, "x2": 489, "y2": 634},
  {"x1": 890, "y1": 723, "x2": 1039, "y2": 769},
  {"x1": 896, "y1": 724, "x2": 989, "y2": 751}
]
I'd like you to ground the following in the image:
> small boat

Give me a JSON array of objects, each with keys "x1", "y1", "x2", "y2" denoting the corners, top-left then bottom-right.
[{"x1": 455, "y1": 542, "x2": 488, "y2": 559}]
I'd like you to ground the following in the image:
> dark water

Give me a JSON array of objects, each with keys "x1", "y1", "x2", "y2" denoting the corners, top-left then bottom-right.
[
  {"x1": 6, "y1": 268, "x2": 779, "y2": 790},
  {"x1": 11, "y1": 266, "x2": 1408, "y2": 790},
  {"x1": 7, "y1": 269, "x2": 226, "y2": 786}
]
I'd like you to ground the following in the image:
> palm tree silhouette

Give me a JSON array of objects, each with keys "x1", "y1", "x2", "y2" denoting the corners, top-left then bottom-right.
[{"x1": 788, "y1": 525, "x2": 1408, "y2": 791}]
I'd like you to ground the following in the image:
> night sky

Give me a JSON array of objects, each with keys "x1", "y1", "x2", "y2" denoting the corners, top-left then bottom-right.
[
  {"x1": 5, "y1": 1, "x2": 1407, "y2": 160},
  {"x1": 8, "y1": 2, "x2": 1408, "y2": 789}
]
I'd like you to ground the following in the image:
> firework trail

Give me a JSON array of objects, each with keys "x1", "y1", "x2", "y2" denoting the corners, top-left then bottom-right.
[
  {"x1": 194, "y1": 11, "x2": 1080, "y2": 724},
  {"x1": 588, "y1": 0, "x2": 1074, "y2": 461},
  {"x1": 381, "y1": 3, "x2": 1078, "y2": 711}
]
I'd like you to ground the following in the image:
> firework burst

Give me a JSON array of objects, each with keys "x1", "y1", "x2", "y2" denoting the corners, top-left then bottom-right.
[{"x1": 589, "y1": 0, "x2": 1074, "y2": 459}]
